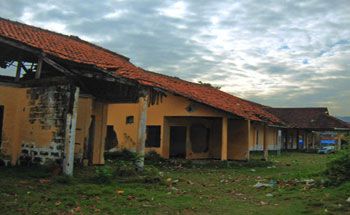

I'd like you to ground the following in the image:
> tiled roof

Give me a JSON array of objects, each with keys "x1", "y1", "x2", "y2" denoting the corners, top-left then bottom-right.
[
  {"x1": 0, "y1": 17, "x2": 281, "y2": 124},
  {"x1": 117, "y1": 69, "x2": 282, "y2": 124},
  {"x1": 266, "y1": 108, "x2": 350, "y2": 130},
  {"x1": 0, "y1": 18, "x2": 131, "y2": 70}
]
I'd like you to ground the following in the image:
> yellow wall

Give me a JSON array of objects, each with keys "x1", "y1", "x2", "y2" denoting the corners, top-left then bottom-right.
[
  {"x1": 75, "y1": 97, "x2": 93, "y2": 160},
  {"x1": 108, "y1": 93, "x2": 226, "y2": 158},
  {"x1": 249, "y1": 124, "x2": 279, "y2": 151},
  {"x1": 0, "y1": 85, "x2": 26, "y2": 164},
  {"x1": 0, "y1": 84, "x2": 67, "y2": 164},
  {"x1": 108, "y1": 93, "x2": 255, "y2": 160},
  {"x1": 228, "y1": 119, "x2": 250, "y2": 160},
  {"x1": 0, "y1": 84, "x2": 107, "y2": 165}
]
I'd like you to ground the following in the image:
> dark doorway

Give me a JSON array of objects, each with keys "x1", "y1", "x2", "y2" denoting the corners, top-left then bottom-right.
[
  {"x1": 169, "y1": 126, "x2": 187, "y2": 158},
  {"x1": 0, "y1": 106, "x2": 3, "y2": 147},
  {"x1": 105, "y1": 125, "x2": 118, "y2": 151},
  {"x1": 86, "y1": 116, "x2": 95, "y2": 165},
  {"x1": 190, "y1": 124, "x2": 210, "y2": 153},
  {"x1": 146, "y1": 126, "x2": 161, "y2": 148}
]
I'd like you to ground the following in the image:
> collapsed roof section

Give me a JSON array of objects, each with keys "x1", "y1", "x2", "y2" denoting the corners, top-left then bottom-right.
[
  {"x1": 0, "y1": 17, "x2": 281, "y2": 125},
  {"x1": 266, "y1": 107, "x2": 350, "y2": 131}
]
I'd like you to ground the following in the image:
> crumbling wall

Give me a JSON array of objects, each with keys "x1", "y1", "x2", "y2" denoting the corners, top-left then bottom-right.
[{"x1": 18, "y1": 85, "x2": 72, "y2": 165}]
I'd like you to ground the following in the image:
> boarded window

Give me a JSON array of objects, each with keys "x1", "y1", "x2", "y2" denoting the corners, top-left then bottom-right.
[
  {"x1": 146, "y1": 126, "x2": 161, "y2": 147},
  {"x1": 190, "y1": 124, "x2": 209, "y2": 153}
]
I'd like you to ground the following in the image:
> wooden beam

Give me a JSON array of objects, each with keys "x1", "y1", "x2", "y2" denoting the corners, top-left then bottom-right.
[
  {"x1": 35, "y1": 57, "x2": 43, "y2": 79},
  {"x1": 19, "y1": 62, "x2": 30, "y2": 74},
  {"x1": 15, "y1": 61, "x2": 21, "y2": 82},
  {"x1": 63, "y1": 86, "x2": 80, "y2": 176},
  {"x1": 263, "y1": 125, "x2": 268, "y2": 161},
  {"x1": 296, "y1": 129, "x2": 300, "y2": 150},
  {"x1": 0, "y1": 36, "x2": 41, "y2": 55},
  {"x1": 135, "y1": 91, "x2": 149, "y2": 171},
  {"x1": 221, "y1": 116, "x2": 228, "y2": 161},
  {"x1": 43, "y1": 57, "x2": 74, "y2": 77}
]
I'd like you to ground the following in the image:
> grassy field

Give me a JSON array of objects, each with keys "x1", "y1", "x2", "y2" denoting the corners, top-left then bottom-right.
[{"x1": 1, "y1": 152, "x2": 350, "y2": 214}]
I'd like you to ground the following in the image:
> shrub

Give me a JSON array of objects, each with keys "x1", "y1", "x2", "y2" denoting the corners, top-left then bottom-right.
[
  {"x1": 114, "y1": 161, "x2": 137, "y2": 177},
  {"x1": 54, "y1": 175, "x2": 73, "y2": 184},
  {"x1": 142, "y1": 165, "x2": 162, "y2": 183},
  {"x1": 94, "y1": 166, "x2": 113, "y2": 184},
  {"x1": 145, "y1": 151, "x2": 166, "y2": 163},
  {"x1": 104, "y1": 149, "x2": 137, "y2": 161},
  {"x1": 324, "y1": 147, "x2": 350, "y2": 185}
]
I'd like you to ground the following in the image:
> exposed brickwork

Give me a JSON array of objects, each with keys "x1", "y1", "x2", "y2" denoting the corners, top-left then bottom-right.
[{"x1": 19, "y1": 85, "x2": 72, "y2": 165}]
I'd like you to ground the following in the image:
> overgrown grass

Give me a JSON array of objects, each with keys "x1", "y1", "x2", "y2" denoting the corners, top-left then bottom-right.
[{"x1": 1, "y1": 152, "x2": 350, "y2": 214}]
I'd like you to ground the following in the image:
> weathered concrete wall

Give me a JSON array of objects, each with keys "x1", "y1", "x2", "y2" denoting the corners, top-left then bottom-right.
[
  {"x1": 108, "y1": 93, "x2": 226, "y2": 158},
  {"x1": 227, "y1": 119, "x2": 250, "y2": 160},
  {"x1": 250, "y1": 124, "x2": 279, "y2": 151},
  {"x1": 92, "y1": 101, "x2": 108, "y2": 165},
  {"x1": 0, "y1": 85, "x2": 26, "y2": 164},
  {"x1": 75, "y1": 97, "x2": 93, "y2": 162},
  {"x1": 0, "y1": 84, "x2": 74, "y2": 165},
  {"x1": 161, "y1": 117, "x2": 221, "y2": 159}
]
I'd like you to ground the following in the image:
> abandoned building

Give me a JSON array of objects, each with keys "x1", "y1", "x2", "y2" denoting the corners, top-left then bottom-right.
[
  {"x1": 266, "y1": 108, "x2": 350, "y2": 150},
  {"x1": 0, "y1": 18, "x2": 154, "y2": 174},
  {"x1": 108, "y1": 69, "x2": 283, "y2": 160},
  {"x1": 0, "y1": 18, "x2": 286, "y2": 172},
  {"x1": 1, "y1": 18, "x2": 349, "y2": 175}
]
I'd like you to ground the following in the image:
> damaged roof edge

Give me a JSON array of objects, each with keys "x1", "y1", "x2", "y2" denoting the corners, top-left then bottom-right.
[{"x1": 0, "y1": 35, "x2": 139, "y2": 87}]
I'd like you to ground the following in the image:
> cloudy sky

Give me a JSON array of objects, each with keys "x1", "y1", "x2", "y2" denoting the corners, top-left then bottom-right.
[{"x1": 1, "y1": 0, "x2": 349, "y2": 115}]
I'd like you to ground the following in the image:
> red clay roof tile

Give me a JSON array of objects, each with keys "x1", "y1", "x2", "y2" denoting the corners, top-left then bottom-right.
[
  {"x1": 266, "y1": 108, "x2": 350, "y2": 130},
  {"x1": 0, "y1": 17, "x2": 281, "y2": 124}
]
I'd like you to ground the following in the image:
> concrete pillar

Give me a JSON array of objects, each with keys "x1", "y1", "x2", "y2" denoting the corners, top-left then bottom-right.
[
  {"x1": 185, "y1": 125, "x2": 191, "y2": 159},
  {"x1": 63, "y1": 86, "x2": 80, "y2": 176},
  {"x1": 305, "y1": 132, "x2": 309, "y2": 152},
  {"x1": 263, "y1": 125, "x2": 268, "y2": 161},
  {"x1": 136, "y1": 93, "x2": 149, "y2": 171},
  {"x1": 337, "y1": 134, "x2": 342, "y2": 150},
  {"x1": 162, "y1": 118, "x2": 170, "y2": 159},
  {"x1": 247, "y1": 120, "x2": 251, "y2": 160},
  {"x1": 296, "y1": 130, "x2": 300, "y2": 150},
  {"x1": 221, "y1": 117, "x2": 228, "y2": 160}
]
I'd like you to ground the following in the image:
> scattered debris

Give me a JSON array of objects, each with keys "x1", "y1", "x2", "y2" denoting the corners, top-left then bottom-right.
[
  {"x1": 267, "y1": 166, "x2": 276, "y2": 169},
  {"x1": 127, "y1": 195, "x2": 136, "y2": 200},
  {"x1": 116, "y1": 190, "x2": 124, "y2": 195},
  {"x1": 254, "y1": 180, "x2": 276, "y2": 188},
  {"x1": 39, "y1": 179, "x2": 51, "y2": 184},
  {"x1": 265, "y1": 193, "x2": 273, "y2": 197},
  {"x1": 259, "y1": 201, "x2": 268, "y2": 206},
  {"x1": 346, "y1": 197, "x2": 350, "y2": 203},
  {"x1": 250, "y1": 169, "x2": 256, "y2": 172},
  {"x1": 187, "y1": 180, "x2": 194, "y2": 185}
]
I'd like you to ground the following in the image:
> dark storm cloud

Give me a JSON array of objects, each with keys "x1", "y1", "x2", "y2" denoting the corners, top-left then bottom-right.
[{"x1": 0, "y1": 0, "x2": 349, "y2": 115}]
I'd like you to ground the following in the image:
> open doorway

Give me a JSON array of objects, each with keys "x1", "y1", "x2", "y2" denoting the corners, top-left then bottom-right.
[
  {"x1": 105, "y1": 125, "x2": 118, "y2": 151},
  {"x1": 86, "y1": 115, "x2": 95, "y2": 165},
  {"x1": 0, "y1": 105, "x2": 3, "y2": 147},
  {"x1": 169, "y1": 126, "x2": 187, "y2": 158}
]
